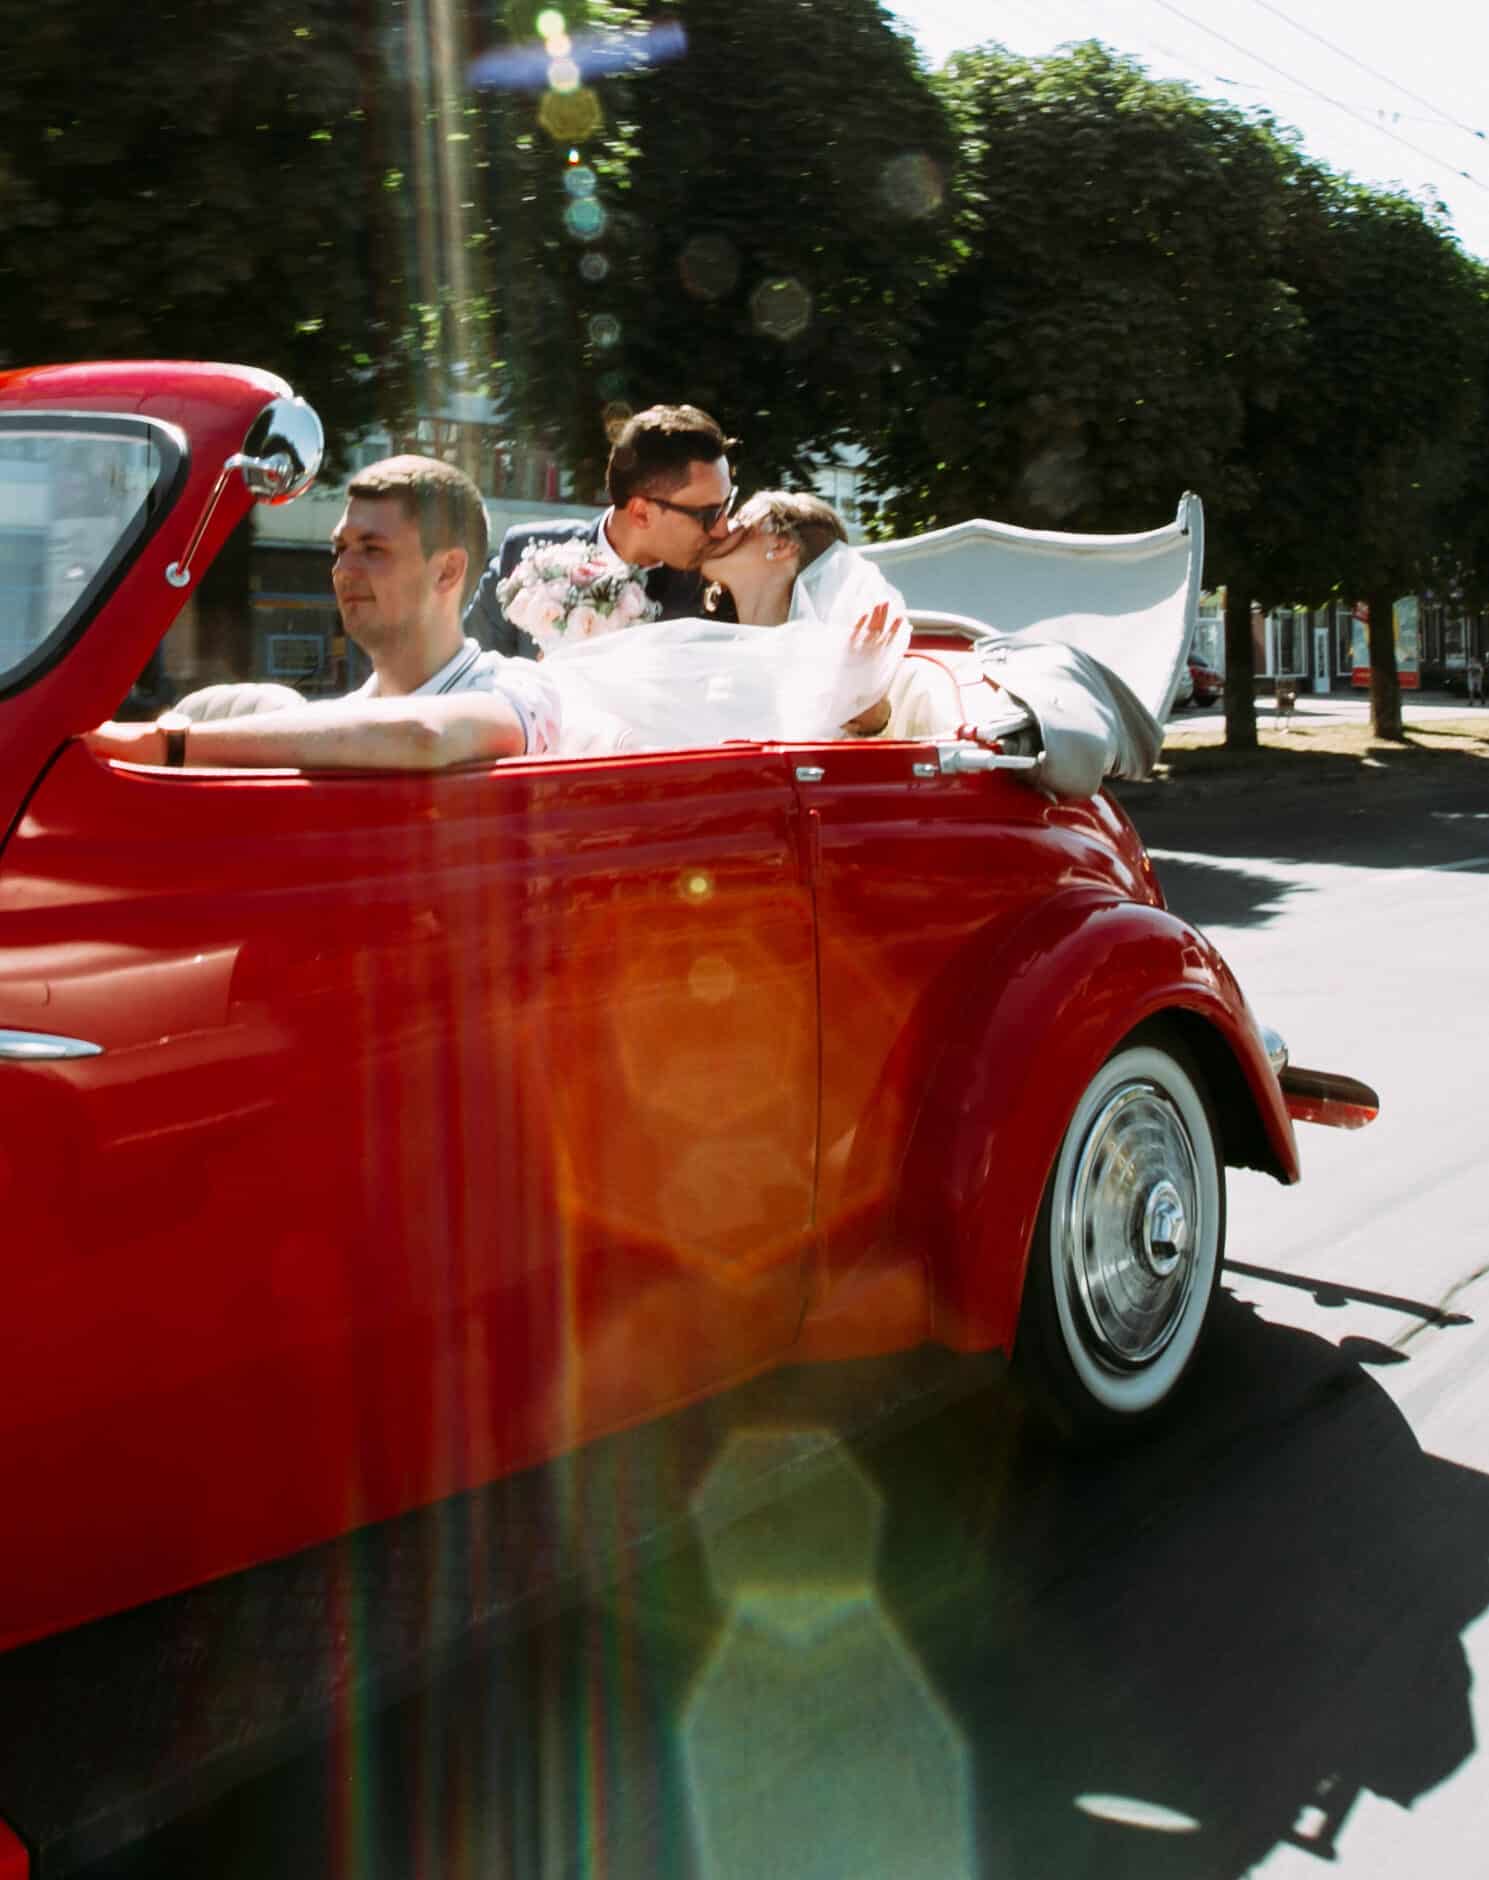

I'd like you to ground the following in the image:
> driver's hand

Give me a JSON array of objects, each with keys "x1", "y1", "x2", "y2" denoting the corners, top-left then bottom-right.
[{"x1": 86, "y1": 721, "x2": 166, "y2": 763}]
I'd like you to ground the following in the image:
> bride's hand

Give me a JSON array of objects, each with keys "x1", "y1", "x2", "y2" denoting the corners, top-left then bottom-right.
[{"x1": 848, "y1": 600, "x2": 903, "y2": 654}]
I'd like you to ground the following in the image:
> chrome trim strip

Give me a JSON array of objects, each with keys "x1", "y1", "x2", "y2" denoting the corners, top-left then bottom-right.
[
  {"x1": 0, "y1": 1029, "x2": 104, "y2": 1061},
  {"x1": 937, "y1": 745, "x2": 1040, "y2": 775}
]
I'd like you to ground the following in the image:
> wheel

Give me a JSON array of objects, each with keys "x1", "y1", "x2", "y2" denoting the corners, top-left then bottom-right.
[{"x1": 1014, "y1": 1033, "x2": 1225, "y2": 1442}]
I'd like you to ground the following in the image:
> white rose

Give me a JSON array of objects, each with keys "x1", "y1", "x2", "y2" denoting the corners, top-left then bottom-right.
[
  {"x1": 504, "y1": 586, "x2": 539, "y2": 629},
  {"x1": 567, "y1": 604, "x2": 604, "y2": 639}
]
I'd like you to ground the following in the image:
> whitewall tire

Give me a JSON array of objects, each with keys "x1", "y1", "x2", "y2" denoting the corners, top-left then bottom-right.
[{"x1": 1014, "y1": 1033, "x2": 1225, "y2": 1441}]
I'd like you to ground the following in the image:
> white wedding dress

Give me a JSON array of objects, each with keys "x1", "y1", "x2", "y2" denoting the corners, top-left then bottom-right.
[
  {"x1": 541, "y1": 539, "x2": 1163, "y2": 799},
  {"x1": 541, "y1": 543, "x2": 910, "y2": 754}
]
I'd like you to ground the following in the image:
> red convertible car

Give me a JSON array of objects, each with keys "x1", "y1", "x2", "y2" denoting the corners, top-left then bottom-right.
[{"x1": 0, "y1": 361, "x2": 1376, "y2": 1693}]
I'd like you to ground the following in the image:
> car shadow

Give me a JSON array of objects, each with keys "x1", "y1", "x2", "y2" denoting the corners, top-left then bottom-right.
[
  {"x1": 1142, "y1": 853, "x2": 1304, "y2": 930},
  {"x1": 864, "y1": 1292, "x2": 1486, "y2": 1877},
  {"x1": 83, "y1": 1294, "x2": 1489, "y2": 1880}
]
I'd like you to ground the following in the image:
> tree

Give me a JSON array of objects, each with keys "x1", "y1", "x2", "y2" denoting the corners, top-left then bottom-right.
[
  {"x1": 856, "y1": 44, "x2": 1310, "y2": 546},
  {"x1": 1296, "y1": 185, "x2": 1486, "y2": 738},
  {"x1": 0, "y1": 0, "x2": 385, "y2": 457},
  {"x1": 1435, "y1": 275, "x2": 1489, "y2": 617},
  {"x1": 468, "y1": 0, "x2": 956, "y2": 497}
]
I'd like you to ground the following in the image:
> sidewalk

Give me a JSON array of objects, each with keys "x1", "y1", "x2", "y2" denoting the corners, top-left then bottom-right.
[
  {"x1": 1120, "y1": 690, "x2": 1489, "y2": 813},
  {"x1": 1177, "y1": 687, "x2": 1489, "y2": 734}
]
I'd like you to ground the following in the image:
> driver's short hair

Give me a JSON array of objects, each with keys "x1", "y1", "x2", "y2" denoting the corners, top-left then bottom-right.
[
  {"x1": 347, "y1": 455, "x2": 490, "y2": 602},
  {"x1": 606, "y1": 405, "x2": 736, "y2": 506}
]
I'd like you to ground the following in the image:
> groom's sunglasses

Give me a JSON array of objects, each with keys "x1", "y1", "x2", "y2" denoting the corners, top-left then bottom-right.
[{"x1": 644, "y1": 486, "x2": 739, "y2": 530}]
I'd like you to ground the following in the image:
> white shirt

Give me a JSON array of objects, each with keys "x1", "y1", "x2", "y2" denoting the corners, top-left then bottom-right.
[{"x1": 351, "y1": 636, "x2": 561, "y2": 754}]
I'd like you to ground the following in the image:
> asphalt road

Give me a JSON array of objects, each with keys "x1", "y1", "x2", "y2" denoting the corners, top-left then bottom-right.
[{"x1": 82, "y1": 764, "x2": 1489, "y2": 1880}]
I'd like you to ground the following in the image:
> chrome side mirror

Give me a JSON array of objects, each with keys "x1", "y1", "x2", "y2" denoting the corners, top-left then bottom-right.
[
  {"x1": 166, "y1": 394, "x2": 325, "y2": 587},
  {"x1": 236, "y1": 395, "x2": 324, "y2": 503}
]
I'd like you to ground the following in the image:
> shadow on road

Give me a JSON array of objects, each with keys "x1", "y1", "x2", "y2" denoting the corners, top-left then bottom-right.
[
  {"x1": 1142, "y1": 854, "x2": 1304, "y2": 930},
  {"x1": 870, "y1": 1293, "x2": 1487, "y2": 1877},
  {"x1": 1115, "y1": 737, "x2": 1489, "y2": 875},
  {"x1": 82, "y1": 1298, "x2": 1489, "y2": 1879}
]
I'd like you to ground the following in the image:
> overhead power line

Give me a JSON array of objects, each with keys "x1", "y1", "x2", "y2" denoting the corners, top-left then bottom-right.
[
  {"x1": 1148, "y1": 0, "x2": 1489, "y2": 194},
  {"x1": 1240, "y1": 0, "x2": 1486, "y2": 147}
]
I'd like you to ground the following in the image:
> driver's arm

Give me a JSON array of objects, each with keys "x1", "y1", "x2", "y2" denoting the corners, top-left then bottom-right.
[{"x1": 86, "y1": 690, "x2": 534, "y2": 770}]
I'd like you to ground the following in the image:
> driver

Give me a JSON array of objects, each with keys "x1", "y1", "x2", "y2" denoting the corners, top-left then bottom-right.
[{"x1": 87, "y1": 457, "x2": 559, "y2": 770}]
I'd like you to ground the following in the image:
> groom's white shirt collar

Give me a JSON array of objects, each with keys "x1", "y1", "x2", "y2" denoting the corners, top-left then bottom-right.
[
  {"x1": 351, "y1": 636, "x2": 486, "y2": 699},
  {"x1": 599, "y1": 508, "x2": 661, "y2": 573}
]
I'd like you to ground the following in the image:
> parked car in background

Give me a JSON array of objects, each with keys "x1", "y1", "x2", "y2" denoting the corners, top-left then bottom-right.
[{"x1": 1188, "y1": 654, "x2": 1222, "y2": 705}]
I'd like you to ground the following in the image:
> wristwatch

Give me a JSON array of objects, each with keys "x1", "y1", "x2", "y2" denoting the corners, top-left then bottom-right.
[{"x1": 155, "y1": 710, "x2": 191, "y2": 768}]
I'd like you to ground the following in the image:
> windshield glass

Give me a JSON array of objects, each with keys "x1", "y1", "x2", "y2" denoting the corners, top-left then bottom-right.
[{"x1": 0, "y1": 420, "x2": 169, "y2": 693}]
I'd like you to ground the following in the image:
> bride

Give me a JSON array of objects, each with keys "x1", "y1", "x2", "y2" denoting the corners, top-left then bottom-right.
[
  {"x1": 542, "y1": 493, "x2": 910, "y2": 753},
  {"x1": 695, "y1": 491, "x2": 898, "y2": 734}
]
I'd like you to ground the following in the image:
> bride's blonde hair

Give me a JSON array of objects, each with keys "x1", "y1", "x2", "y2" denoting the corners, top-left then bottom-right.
[{"x1": 705, "y1": 490, "x2": 848, "y2": 612}]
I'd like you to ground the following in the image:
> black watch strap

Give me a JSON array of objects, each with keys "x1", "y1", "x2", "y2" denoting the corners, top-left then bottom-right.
[{"x1": 156, "y1": 713, "x2": 190, "y2": 767}]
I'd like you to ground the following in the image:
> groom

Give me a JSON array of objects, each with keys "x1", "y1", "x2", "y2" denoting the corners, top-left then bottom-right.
[{"x1": 464, "y1": 404, "x2": 738, "y2": 658}]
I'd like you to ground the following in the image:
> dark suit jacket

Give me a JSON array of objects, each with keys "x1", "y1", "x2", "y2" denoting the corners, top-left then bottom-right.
[{"x1": 463, "y1": 514, "x2": 711, "y2": 659}]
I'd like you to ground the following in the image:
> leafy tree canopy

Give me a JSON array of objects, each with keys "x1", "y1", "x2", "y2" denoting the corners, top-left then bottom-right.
[
  {"x1": 468, "y1": 0, "x2": 957, "y2": 495},
  {"x1": 856, "y1": 42, "x2": 1315, "y2": 538},
  {"x1": 0, "y1": 0, "x2": 383, "y2": 460}
]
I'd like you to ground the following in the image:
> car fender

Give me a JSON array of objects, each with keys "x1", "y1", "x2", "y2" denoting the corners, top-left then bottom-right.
[{"x1": 900, "y1": 889, "x2": 1299, "y2": 1355}]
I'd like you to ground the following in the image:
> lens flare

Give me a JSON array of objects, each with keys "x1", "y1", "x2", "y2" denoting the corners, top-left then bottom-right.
[
  {"x1": 880, "y1": 151, "x2": 945, "y2": 219},
  {"x1": 588, "y1": 313, "x2": 621, "y2": 350},
  {"x1": 563, "y1": 197, "x2": 606, "y2": 242},
  {"x1": 750, "y1": 276, "x2": 813, "y2": 342},
  {"x1": 679, "y1": 233, "x2": 740, "y2": 302},
  {"x1": 539, "y1": 85, "x2": 603, "y2": 142},
  {"x1": 684, "y1": 1433, "x2": 975, "y2": 1878},
  {"x1": 547, "y1": 55, "x2": 581, "y2": 93}
]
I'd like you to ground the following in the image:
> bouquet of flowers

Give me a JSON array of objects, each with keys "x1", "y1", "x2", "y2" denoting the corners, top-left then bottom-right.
[{"x1": 495, "y1": 539, "x2": 659, "y2": 652}]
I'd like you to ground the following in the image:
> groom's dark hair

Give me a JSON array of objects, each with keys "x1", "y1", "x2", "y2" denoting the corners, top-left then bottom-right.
[{"x1": 606, "y1": 405, "x2": 736, "y2": 506}]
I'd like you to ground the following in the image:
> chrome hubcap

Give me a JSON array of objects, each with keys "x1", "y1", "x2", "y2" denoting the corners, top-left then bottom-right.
[
  {"x1": 1142, "y1": 1181, "x2": 1186, "y2": 1278},
  {"x1": 1063, "y1": 1082, "x2": 1202, "y2": 1368}
]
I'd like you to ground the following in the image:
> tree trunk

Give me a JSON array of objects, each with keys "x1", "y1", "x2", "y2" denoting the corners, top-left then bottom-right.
[
  {"x1": 1365, "y1": 587, "x2": 1404, "y2": 740},
  {"x1": 1223, "y1": 580, "x2": 1258, "y2": 752}
]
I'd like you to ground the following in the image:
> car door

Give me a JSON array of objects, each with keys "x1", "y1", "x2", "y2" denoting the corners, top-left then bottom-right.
[
  {"x1": 0, "y1": 740, "x2": 818, "y2": 1648},
  {"x1": 787, "y1": 737, "x2": 1118, "y2": 1330}
]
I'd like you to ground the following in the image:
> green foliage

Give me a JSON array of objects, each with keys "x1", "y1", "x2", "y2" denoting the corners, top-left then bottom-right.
[
  {"x1": 857, "y1": 43, "x2": 1312, "y2": 538},
  {"x1": 1297, "y1": 184, "x2": 1486, "y2": 601},
  {"x1": 0, "y1": 0, "x2": 383, "y2": 461},
  {"x1": 472, "y1": 0, "x2": 956, "y2": 496}
]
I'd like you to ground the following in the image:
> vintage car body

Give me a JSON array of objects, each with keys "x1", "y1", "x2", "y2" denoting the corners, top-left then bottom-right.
[{"x1": 0, "y1": 362, "x2": 1374, "y2": 1712}]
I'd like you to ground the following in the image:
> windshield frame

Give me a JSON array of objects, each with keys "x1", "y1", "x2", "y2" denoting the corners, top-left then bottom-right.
[{"x1": 0, "y1": 411, "x2": 188, "y2": 704}]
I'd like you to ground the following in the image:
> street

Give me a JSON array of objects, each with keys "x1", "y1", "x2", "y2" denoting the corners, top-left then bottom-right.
[{"x1": 83, "y1": 764, "x2": 1489, "y2": 1880}]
